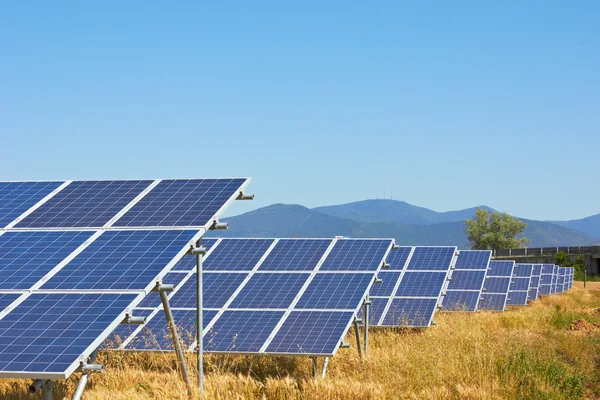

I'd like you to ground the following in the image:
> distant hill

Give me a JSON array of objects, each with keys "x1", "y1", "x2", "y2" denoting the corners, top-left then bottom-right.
[
  {"x1": 208, "y1": 203, "x2": 600, "y2": 248},
  {"x1": 549, "y1": 214, "x2": 600, "y2": 239},
  {"x1": 313, "y1": 199, "x2": 495, "y2": 225}
]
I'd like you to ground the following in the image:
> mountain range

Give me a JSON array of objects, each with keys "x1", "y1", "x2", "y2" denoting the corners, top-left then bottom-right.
[{"x1": 206, "y1": 199, "x2": 600, "y2": 248}]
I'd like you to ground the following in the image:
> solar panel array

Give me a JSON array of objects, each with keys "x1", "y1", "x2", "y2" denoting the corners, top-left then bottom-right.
[
  {"x1": 106, "y1": 238, "x2": 394, "y2": 356},
  {"x1": 527, "y1": 264, "x2": 543, "y2": 301},
  {"x1": 441, "y1": 250, "x2": 491, "y2": 312},
  {"x1": 506, "y1": 264, "x2": 533, "y2": 306},
  {"x1": 368, "y1": 247, "x2": 457, "y2": 328},
  {"x1": 0, "y1": 178, "x2": 249, "y2": 380},
  {"x1": 478, "y1": 260, "x2": 515, "y2": 311}
]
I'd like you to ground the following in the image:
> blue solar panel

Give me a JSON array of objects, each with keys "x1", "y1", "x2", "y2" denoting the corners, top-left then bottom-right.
[
  {"x1": 0, "y1": 231, "x2": 93, "y2": 289},
  {"x1": 406, "y1": 247, "x2": 456, "y2": 271},
  {"x1": 484, "y1": 277, "x2": 511, "y2": 293},
  {"x1": 205, "y1": 311, "x2": 283, "y2": 353},
  {"x1": 385, "y1": 247, "x2": 412, "y2": 270},
  {"x1": 229, "y1": 273, "x2": 310, "y2": 309},
  {"x1": 0, "y1": 181, "x2": 63, "y2": 228},
  {"x1": 511, "y1": 278, "x2": 530, "y2": 291},
  {"x1": 442, "y1": 291, "x2": 480, "y2": 312},
  {"x1": 170, "y1": 273, "x2": 248, "y2": 309},
  {"x1": 266, "y1": 311, "x2": 353, "y2": 355},
  {"x1": 540, "y1": 274, "x2": 553, "y2": 285},
  {"x1": 514, "y1": 264, "x2": 533, "y2": 277},
  {"x1": 381, "y1": 298, "x2": 438, "y2": 327},
  {"x1": 369, "y1": 272, "x2": 401, "y2": 296},
  {"x1": 488, "y1": 261, "x2": 515, "y2": 277},
  {"x1": 113, "y1": 179, "x2": 248, "y2": 228},
  {"x1": 506, "y1": 291, "x2": 528, "y2": 306},
  {"x1": 453, "y1": 250, "x2": 491, "y2": 270},
  {"x1": 478, "y1": 294, "x2": 507, "y2": 311},
  {"x1": 357, "y1": 297, "x2": 388, "y2": 325},
  {"x1": 170, "y1": 239, "x2": 218, "y2": 271},
  {"x1": 136, "y1": 273, "x2": 188, "y2": 308},
  {"x1": 16, "y1": 180, "x2": 152, "y2": 228},
  {"x1": 126, "y1": 310, "x2": 218, "y2": 351},
  {"x1": 41, "y1": 230, "x2": 198, "y2": 290},
  {"x1": 258, "y1": 239, "x2": 332, "y2": 271},
  {"x1": 296, "y1": 273, "x2": 373, "y2": 309},
  {"x1": 0, "y1": 293, "x2": 137, "y2": 376},
  {"x1": 447, "y1": 270, "x2": 487, "y2": 291},
  {"x1": 319, "y1": 240, "x2": 391, "y2": 271},
  {"x1": 394, "y1": 272, "x2": 447, "y2": 297},
  {"x1": 0, "y1": 294, "x2": 21, "y2": 313},
  {"x1": 204, "y1": 239, "x2": 274, "y2": 271}
]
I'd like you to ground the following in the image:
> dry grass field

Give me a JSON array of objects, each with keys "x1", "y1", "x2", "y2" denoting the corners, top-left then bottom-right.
[{"x1": 2, "y1": 282, "x2": 600, "y2": 399}]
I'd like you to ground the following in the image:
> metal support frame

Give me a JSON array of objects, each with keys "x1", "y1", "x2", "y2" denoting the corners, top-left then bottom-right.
[
  {"x1": 191, "y1": 242, "x2": 207, "y2": 399},
  {"x1": 321, "y1": 357, "x2": 329, "y2": 378},
  {"x1": 311, "y1": 357, "x2": 318, "y2": 379},
  {"x1": 363, "y1": 297, "x2": 371, "y2": 354},
  {"x1": 159, "y1": 284, "x2": 193, "y2": 398},
  {"x1": 42, "y1": 380, "x2": 53, "y2": 400},
  {"x1": 72, "y1": 348, "x2": 101, "y2": 400},
  {"x1": 353, "y1": 317, "x2": 363, "y2": 360}
]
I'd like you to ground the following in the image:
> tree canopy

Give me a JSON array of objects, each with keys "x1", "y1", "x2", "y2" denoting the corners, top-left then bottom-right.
[{"x1": 465, "y1": 208, "x2": 529, "y2": 250}]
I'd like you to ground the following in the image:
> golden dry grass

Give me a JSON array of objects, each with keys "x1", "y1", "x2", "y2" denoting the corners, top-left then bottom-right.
[{"x1": 3, "y1": 282, "x2": 600, "y2": 399}]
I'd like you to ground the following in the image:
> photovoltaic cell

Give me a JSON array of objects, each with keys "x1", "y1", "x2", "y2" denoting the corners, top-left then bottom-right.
[
  {"x1": 229, "y1": 273, "x2": 310, "y2": 309},
  {"x1": 204, "y1": 239, "x2": 274, "y2": 271},
  {"x1": 484, "y1": 277, "x2": 511, "y2": 293},
  {"x1": 0, "y1": 293, "x2": 137, "y2": 377},
  {"x1": 0, "y1": 294, "x2": 21, "y2": 313},
  {"x1": 258, "y1": 239, "x2": 332, "y2": 271},
  {"x1": 41, "y1": 230, "x2": 198, "y2": 291},
  {"x1": 266, "y1": 311, "x2": 354, "y2": 355},
  {"x1": 205, "y1": 311, "x2": 284, "y2": 353},
  {"x1": 319, "y1": 239, "x2": 390, "y2": 271},
  {"x1": 381, "y1": 298, "x2": 438, "y2": 327},
  {"x1": 442, "y1": 291, "x2": 481, "y2": 312},
  {"x1": 478, "y1": 294, "x2": 507, "y2": 311},
  {"x1": 15, "y1": 180, "x2": 152, "y2": 228},
  {"x1": 369, "y1": 272, "x2": 401, "y2": 297},
  {"x1": 296, "y1": 273, "x2": 374, "y2": 309},
  {"x1": 406, "y1": 247, "x2": 456, "y2": 270},
  {"x1": 453, "y1": 250, "x2": 491, "y2": 270},
  {"x1": 113, "y1": 179, "x2": 248, "y2": 228},
  {"x1": 170, "y1": 273, "x2": 248, "y2": 309},
  {"x1": 0, "y1": 181, "x2": 63, "y2": 228},
  {"x1": 487, "y1": 261, "x2": 515, "y2": 277},
  {"x1": 385, "y1": 247, "x2": 412, "y2": 270},
  {"x1": 395, "y1": 272, "x2": 447, "y2": 297},
  {"x1": 507, "y1": 291, "x2": 528, "y2": 305},
  {"x1": 0, "y1": 231, "x2": 93, "y2": 290},
  {"x1": 446, "y1": 270, "x2": 487, "y2": 291}
]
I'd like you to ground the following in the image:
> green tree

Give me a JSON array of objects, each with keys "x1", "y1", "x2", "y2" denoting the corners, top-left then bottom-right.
[{"x1": 465, "y1": 208, "x2": 529, "y2": 250}]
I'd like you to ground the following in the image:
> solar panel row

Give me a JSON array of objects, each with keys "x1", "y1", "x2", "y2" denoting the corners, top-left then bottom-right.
[
  {"x1": 107, "y1": 238, "x2": 395, "y2": 356},
  {"x1": 478, "y1": 260, "x2": 515, "y2": 311}
]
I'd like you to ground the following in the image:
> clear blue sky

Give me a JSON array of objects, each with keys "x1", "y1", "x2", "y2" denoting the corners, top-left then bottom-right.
[{"x1": 1, "y1": 2, "x2": 598, "y2": 221}]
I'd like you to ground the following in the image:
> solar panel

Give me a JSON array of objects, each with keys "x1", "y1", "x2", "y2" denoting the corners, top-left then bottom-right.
[
  {"x1": 528, "y1": 264, "x2": 543, "y2": 301},
  {"x1": 0, "y1": 181, "x2": 63, "y2": 228},
  {"x1": 478, "y1": 260, "x2": 515, "y2": 312},
  {"x1": 506, "y1": 264, "x2": 533, "y2": 306},
  {"x1": 538, "y1": 264, "x2": 555, "y2": 296},
  {"x1": 0, "y1": 231, "x2": 93, "y2": 290},
  {"x1": 0, "y1": 294, "x2": 22, "y2": 314},
  {"x1": 441, "y1": 250, "x2": 491, "y2": 312},
  {"x1": 113, "y1": 179, "x2": 249, "y2": 228},
  {"x1": 113, "y1": 237, "x2": 394, "y2": 356},
  {"x1": 258, "y1": 239, "x2": 332, "y2": 271},
  {"x1": 0, "y1": 293, "x2": 139, "y2": 379},
  {"x1": 40, "y1": 230, "x2": 200, "y2": 291},
  {"x1": 370, "y1": 246, "x2": 457, "y2": 327},
  {"x1": 551, "y1": 265, "x2": 560, "y2": 293},
  {"x1": 15, "y1": 180, "x2": 152, "y2": 229}
]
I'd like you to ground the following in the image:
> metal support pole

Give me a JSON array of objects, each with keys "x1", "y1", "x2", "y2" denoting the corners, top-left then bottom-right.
[
  {"x1": 72, "y1": 348, "x2": 100, "y2": 400},
  {"x1": 159, "y1": 287, "x2": 193, "y2": 398},
  {"x1": 364, "y1": 297, "x2": 370, "y2": 354},
  {"x1": 311, "y1": 357, "x2": 318, "y2": 379},
  {"x1": 321, "y1": 357, "x2": 329, "y2": 379},
  {"x1": 353, "y1": 319, "x2": 363, "y2": 360},
  {"x1": 42, "y1": 380, "x2": 53, "y2": 400},
  {"x1": 195, "y1": 239, "x2": 205, "y2": 399}
]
